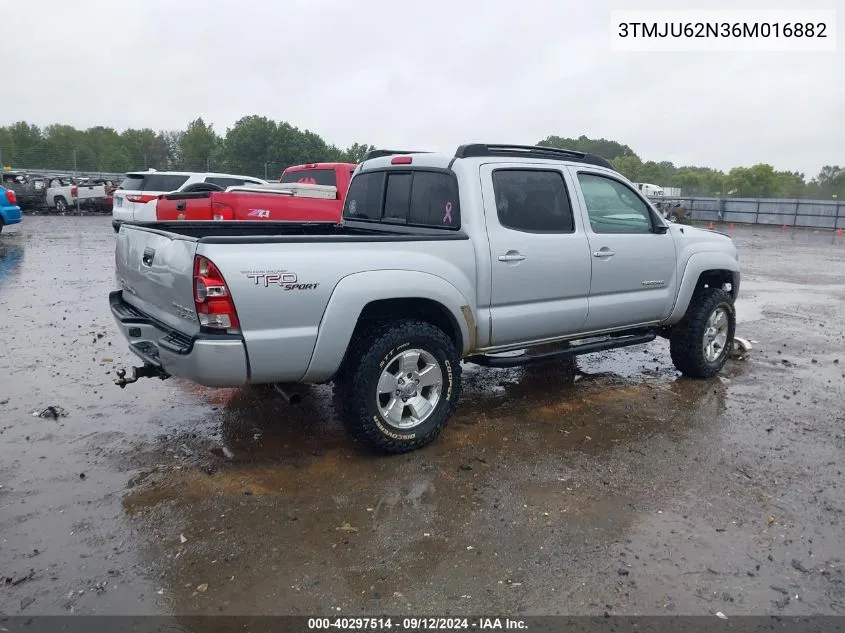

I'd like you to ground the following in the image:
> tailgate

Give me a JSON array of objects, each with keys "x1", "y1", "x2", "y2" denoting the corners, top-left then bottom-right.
[
  {"x1": 77, "y1": 185, "x2": 106, "y2": 199},
  {"x1": 156, "y1": 193, "x2": 213, "y2": 221},
  {"x1": 115, "y1": 225, "x2": 201, "y2": 335}
]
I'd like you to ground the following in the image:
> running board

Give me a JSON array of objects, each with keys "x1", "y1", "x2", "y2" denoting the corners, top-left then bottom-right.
[{"x1": 465, "y1": 331, "x2": 658, "y2": 368}]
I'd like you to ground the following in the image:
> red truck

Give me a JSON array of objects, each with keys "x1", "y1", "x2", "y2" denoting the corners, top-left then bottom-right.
[{"x1": 155, "y1": 162, "x2": 358, "y2": 222}]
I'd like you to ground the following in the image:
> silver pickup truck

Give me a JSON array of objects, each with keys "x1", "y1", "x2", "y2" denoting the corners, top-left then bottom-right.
[{"x1": 110, "y1": 143, "x2": 740, "y2": 454}]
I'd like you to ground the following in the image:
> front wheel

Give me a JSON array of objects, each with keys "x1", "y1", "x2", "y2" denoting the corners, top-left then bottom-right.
[
  {"x1": 670, "y1": 288, "x2": 736, "y2": 378},
  {"x1": 334, "y1": 319, "x2": 462, "y2": 454}
]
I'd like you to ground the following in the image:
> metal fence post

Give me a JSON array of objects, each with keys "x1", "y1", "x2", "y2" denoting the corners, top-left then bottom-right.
[
  {"x1": 754, "y1": 198, "x2": 761, "y2": 224},
  {"x1": 836, "y1": 201, "x2": 842, "y2": 230},
  {"x1": 793, "y1": 200, "x2": 800, "y2": 227}
]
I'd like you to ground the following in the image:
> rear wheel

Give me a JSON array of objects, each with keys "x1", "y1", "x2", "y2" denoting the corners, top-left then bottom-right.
[
  {"x1": 334, "y1": 319, "x2": 462, "y2": 454},
  {"x1": 670, "y1": 288, "x2": 735, "y2": 378},
  {"x1": 54, "y1": 197, "x2": 68, "y2": 213}
]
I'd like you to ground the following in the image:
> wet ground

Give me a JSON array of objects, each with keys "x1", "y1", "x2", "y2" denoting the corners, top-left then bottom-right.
[{"x1": 1, "y1": 217, "x2": 844, "y2": 617}]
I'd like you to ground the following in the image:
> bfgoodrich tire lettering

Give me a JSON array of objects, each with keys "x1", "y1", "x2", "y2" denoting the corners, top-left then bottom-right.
[
  {"x1": 334, "y1": 319, "x2": 462, "y2": 454},
  {"x1": 670, "y1": 287, "x2": 736, "y2": 378}
]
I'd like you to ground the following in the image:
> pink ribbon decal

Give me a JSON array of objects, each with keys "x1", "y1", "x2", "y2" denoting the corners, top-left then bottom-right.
[{"x1": 443, "y1": 202, "x2": 453, "y2": 223}]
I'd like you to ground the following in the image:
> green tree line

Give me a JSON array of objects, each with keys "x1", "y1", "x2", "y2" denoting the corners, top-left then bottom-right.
[
  {"x1": 0, "y1": 116, "x2": 374, "y2": 181},
  {"x1": 538, "y1": 135, "x2": 843, "y2": 199},
  {"x1": 1, "y1": 119, "x2": 842, "y2": 199}
]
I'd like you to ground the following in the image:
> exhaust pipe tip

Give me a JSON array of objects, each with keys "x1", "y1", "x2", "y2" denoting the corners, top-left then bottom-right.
[{"x1": 273, "y1": 383, "x2": 303, "y2": 406}]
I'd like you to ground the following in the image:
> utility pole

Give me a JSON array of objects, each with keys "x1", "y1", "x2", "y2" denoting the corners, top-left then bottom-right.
[
  {"x1": 264, "y1": 162, "x2": 268, "y2": 180},
  {"x1": 73, "y1": 150, "x2": 81, "y2": 215}
]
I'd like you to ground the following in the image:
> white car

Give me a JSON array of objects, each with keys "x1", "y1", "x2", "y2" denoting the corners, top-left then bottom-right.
[{"x1": 111, "y1": 170, "x2": 267, "y2": 231}]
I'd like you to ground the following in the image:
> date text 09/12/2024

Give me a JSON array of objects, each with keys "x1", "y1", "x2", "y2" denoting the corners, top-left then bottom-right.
[{"x1": 307, "y1": 618, "x2": 528, "y2": 630}]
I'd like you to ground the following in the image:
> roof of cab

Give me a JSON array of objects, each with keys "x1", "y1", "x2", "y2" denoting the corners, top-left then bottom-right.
[{"x1": 359, "y1": 144, "x2": 614, "y2": 172}]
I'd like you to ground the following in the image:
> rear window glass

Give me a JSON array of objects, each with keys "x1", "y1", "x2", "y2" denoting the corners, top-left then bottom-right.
[
  {"x1": 343, "y1": 171, "x2": 385, "y2": 221},
  {"x1": 383, "y1": 173, "x2": 413, "y2": 222},
  {"x1": 409, "y1": 171, "x2": 460, "y2": 228},
  {"x1": 144, "y1": 174, "x2": 190, "y2": 192},
  {"x1": 280, "y1": 169, "x2": 336, "y2": 186},
  {"x1": 343, "y1": 169, "x2": 460, "y2": 228},
  {"x1": 119, "y1": 175, "x2": 147, "y2": 191}
]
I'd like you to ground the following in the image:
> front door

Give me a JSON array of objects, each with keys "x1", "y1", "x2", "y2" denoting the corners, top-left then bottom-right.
[
  {"x1": 480, "y1": 164, "x2": 592, "y2": 347},
  {"x1": 569, "y1": 169, "x2": 678, "y2": 332}
]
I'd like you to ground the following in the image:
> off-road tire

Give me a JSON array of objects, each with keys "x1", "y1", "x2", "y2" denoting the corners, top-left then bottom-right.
[
  {"x1": 670, "y1": 287, "x2": 736, "y2": 378},
  {"x1": 334, "y1": 319, "x2": 462, "y2": 454}
]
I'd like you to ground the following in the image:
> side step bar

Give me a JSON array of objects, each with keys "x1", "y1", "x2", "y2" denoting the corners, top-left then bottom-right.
[{"x1": 465, "y1": 331, "x2": 657, "y2": 369}]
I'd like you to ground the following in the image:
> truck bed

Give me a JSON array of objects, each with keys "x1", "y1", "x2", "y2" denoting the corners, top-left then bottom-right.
[
  {"x1": 155, "y1": 188, "x2": 344, "y2": 223},
  {"x1": 121, "y1": 220, "x2": 469, "y2": 243}
]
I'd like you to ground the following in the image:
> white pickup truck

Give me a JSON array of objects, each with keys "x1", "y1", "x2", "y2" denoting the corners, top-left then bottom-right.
[
  {"x1": 46, "y1": 176, "x2": 107, "y2": 212},
  {"x1": 109, "y1": 143, "x2": 740, "y2": 454}
]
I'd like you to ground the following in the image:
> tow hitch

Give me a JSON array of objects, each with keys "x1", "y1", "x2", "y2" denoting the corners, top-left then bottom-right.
[{"x1": 114, "y1": 363, "x2": 170, "y2": 388}]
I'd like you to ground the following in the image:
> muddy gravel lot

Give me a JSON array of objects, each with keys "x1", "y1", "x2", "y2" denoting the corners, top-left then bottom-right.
[{"x1": 1, "y1": 217, "x2": 844, "y2": 617}]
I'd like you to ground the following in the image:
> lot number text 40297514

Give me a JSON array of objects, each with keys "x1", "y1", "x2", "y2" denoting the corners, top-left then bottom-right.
[{"x1": 307, "y1": 617, "x2": 528, "y2": 630}]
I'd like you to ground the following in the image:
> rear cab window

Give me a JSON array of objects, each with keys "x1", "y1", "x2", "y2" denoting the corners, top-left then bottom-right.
[
  {"x1": 343, "y1": 169, "x2": 460, "y2": 229},
  {"x1": 281, "y1": 169, "x2": 337, "y2": 186}
]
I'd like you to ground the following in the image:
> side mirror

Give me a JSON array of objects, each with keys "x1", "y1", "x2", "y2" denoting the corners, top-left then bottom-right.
[{"x1": 654, "y1": 224, "x2": 670, "y2": 234}]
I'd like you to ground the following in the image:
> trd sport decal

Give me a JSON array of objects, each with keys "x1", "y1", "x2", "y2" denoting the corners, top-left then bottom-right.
[{"x1": 242, "y1": 270, "x2": 320, "y2": 291}]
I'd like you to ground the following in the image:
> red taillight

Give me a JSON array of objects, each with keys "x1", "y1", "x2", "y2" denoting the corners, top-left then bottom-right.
[
  {"x1": 211, "y1": 201, "x2": 234, "y2": 221},
  {"x1": 71, "y1": 186, "x2": 78, "y2": 198},
  {"x1": 126, "y1": 194, "x2": 158, "y2": 204},
  {"x1": 193, "y1": 255, "x2": 240, "y2": 331},
  {"x1": 391, "y1": 156, "x2": 412, "y2": 165},
  {"x1": 4, "y1": 189, "x2": 17, "y2": 206}
]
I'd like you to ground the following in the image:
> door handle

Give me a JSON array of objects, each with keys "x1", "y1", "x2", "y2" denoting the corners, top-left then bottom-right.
[
  {"x1": 593, "y1": 249, "x2": 616, "y2": 258},
  {"x1": 142, "y1": 248, "x2": 155, "y2": 267},
  {"x1": 498, "y1": 253, "x2": 526, "y2": 262}
]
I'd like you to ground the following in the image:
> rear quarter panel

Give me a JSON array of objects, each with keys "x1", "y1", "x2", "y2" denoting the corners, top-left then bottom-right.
[{"x1": 198, "y1": 238, "x2": 477, "y2": 383}]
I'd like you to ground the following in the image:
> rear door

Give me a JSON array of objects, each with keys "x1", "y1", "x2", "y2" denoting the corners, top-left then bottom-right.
[
  {"x1": 115, "y1": 225, "x2": 201, "y2": 334},
  {"x1": 480, "y1": 163, "x2": 592, "y2": 347},
  {"x1": 569, "y1": 169, "x2": 678, "y2": 331}
]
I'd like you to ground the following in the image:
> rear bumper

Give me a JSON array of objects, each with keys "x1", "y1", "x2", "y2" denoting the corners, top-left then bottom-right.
[
  {"x1": 109, "y1": 290, "x2": 249, "y2": 387},
  {"x1": 1, "y1": 205, "x2": 22, "y2": 225}
]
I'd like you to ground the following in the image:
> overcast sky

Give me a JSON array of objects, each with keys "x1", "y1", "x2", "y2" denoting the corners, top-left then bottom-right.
[{"x1": 2, "y1": 0, "x2": 841, "y2": 177}]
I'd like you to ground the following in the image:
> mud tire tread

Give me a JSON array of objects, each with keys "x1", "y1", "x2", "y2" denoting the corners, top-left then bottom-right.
[
  {"x1": 333, "y1": 319, "x2": 462, "y2": 454},
  {"x1": 670, "y1": 287, "x2": 736, "y2": 379}
]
